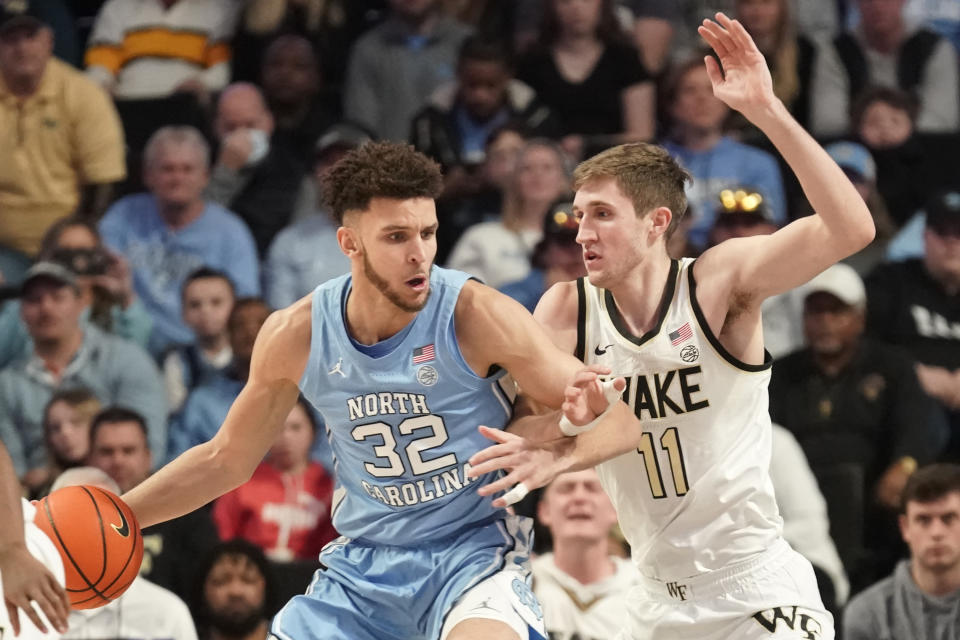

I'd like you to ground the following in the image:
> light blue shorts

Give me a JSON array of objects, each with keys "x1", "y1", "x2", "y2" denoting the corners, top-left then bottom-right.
[{"x1": 270, "y1": 515, "x2": 546, "y2": 640}]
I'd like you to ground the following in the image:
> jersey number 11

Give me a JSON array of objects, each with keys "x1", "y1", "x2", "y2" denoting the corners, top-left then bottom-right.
[{"x1": 637, "y1": 427, "x2": 690, "y2": 498}]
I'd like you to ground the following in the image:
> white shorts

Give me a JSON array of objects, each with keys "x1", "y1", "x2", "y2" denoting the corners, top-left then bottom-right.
[
  {"x1": 617, "y1": 539, "x2": 835, "y2": 640},
  {"x1": 0, "y1": 500, "x2": 66, "y2": 640},
  {"x1": 441, "y1": 563, "x2": 547, "y2": 640}
]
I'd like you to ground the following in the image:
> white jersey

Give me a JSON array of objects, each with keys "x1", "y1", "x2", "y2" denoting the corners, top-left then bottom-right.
[{"x1": 577, "y1": 258, "x2": 782, "y2": 582}]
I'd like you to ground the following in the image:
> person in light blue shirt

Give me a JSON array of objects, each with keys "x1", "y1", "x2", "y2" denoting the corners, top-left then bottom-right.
[
  {"x1": 99, "y1": 126, "x2": 260, "y2": 356},
  {"x1": 662, "y1": 57, "x2": 786, "y2": 249},
  {"x1": 116, "y1": 142, "x2": 616, "y2": 640}
]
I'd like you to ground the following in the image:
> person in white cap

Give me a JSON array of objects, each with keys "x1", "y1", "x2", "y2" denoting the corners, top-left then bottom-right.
[{"x1": 770, "y1": 263, "x2": 946, "y2": 594}]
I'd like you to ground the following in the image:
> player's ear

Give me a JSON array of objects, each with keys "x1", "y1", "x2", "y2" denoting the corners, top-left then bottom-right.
[
  {"x1": 337, "y1": 227, "x2": 361, "y2": 258},
  {"x1": 649, "y1": 206, "x2": 673, "y2": 239}
]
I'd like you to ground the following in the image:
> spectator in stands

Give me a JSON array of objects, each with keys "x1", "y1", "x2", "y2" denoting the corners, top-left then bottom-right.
[
  {"x1": 770, "y1": 423, "x2": 850, "y2": 607},
  {"x1": 770, "y1": 263, "x2": 945, "y2": 593},
  {"x1": 168, "y1": 299, "x2": 271, "y2": 458},
  {"x1": 661, "y1": 57, "x2": 786, "y2": 249},
  {"x1": 531, "y1": 469, "x2": 636, "y2": 640},
  {"x1": 55, "y1": 466, "x2": 198, "y2": 640},
  {"x1": 87, "y1": 406, "x2": 220, "y2": 600},
  {"x1": 27, "y1": 389, "x2": 102, "y2": 499},
  {"x1": 867, "y1": 190, "x2": 960, "y2": 461},
  {"x1": 855, "y1": 85, "x2": 916, "y2": 151},
  {"x1": 264, "y1": 124, "x2": 363, "y2": 310},
  {"x1": 0, "y1": 3, "x2": 126, "y2": 257},
  {"x1": 100, "y1": 126, "x2": 260, "y2": 356},
  {"x1": 500, "y1": 202, "x2": 585, "y2": 313},
  {"x1": 0, "y1": 262, "x2": 167, "y2": 483},
  {"x1": 260, "y1": 35, "x2": 336, "y2": 170},
  {"x1": 343, "y1": 0, "x2": 472, "y2": 141},
  {"x1": 706, "y1": 186, "x2": 803, "y2": 359},
  {"x1": 435, "y1": 123, "x2": 527, "y2": 264},
  {"x1": 447, "y1": 138, "x2": 571, "y2": 288},
  {"x1": 208, "y1": 83, "x2": 305, "y2": 256},
  {"x1": 162, "y1": 268, "x2": 236, "y2": 414},
  {"x1": 733, "y1": 0, "x2": 816, "y2": 131},
  {"x1": 411, "y1": 36, "x2": 560, "y2": 197},
  {"x1": 843, "y1": 463, "x2": 960, "y2": 639},
  {"x1": 810, "y1": 0, "x2": 960, "y2": 138},
  {"x1": 190, "y1": 539, "x2": 274, "y2": 640},
  {"x1": 213, "y1": 397, "x2": 337, "y2": 562},
  {"x1": 517, "y1": 0, "x2": 654, "y2": 160},
  {"x1": 84, "y1": 0, "x2": 240, "y2": 100},
  {"x1": 0, "y1": 217, "x2": 153, "y2": 369},
  {"x1": 622, "y1": 0, "x2": 681, "y2": 77}
]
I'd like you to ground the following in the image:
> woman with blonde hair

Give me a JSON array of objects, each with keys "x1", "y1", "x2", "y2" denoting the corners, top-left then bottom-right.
[{"x1": 25, "y1": 388, "x2": 102, "y2": 497}]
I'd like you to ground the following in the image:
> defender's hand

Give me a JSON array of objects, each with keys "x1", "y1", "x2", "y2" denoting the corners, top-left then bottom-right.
[
  {"x1": 698, "y1": 13, "x2": 777, "y2": 121},
  {"x1": 0, "y1": 543, "x2": 69, "y2": 635}
]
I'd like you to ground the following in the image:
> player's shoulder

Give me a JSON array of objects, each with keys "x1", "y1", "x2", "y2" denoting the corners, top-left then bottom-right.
[
  {"x1": 534, "y1": 280, "x2": 580, "y2": 328},
  {"x1": 251, "y1": 295, "x2": 313, "y2": 381}
]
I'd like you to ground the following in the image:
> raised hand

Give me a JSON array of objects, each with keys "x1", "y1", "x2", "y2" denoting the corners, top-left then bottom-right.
[{"x1": 698, "y1": 13, "x2": 777, "y2": 122}]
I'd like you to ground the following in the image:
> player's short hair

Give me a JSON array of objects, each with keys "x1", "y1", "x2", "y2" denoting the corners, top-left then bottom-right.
[
  {"x1": 321, "y1": 142, "x2": 443, "y2": 224},
  {"x1": 182, "y1": 266, "x2": 236, "y2": 299},
  {"x1": 89, "y1": 407, "x2": 149, "y2": 445},
  {"x1": 900, "y1": 463, "x2": 960, "y2": 513},
  {"x1": 573, "y1": 143, "x2": 692, "y2": 239}
]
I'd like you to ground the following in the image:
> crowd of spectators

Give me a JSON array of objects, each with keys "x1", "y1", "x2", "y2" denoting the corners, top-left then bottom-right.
[{"x1": 1, "y1": 0, "x2": 960, "y2": 638}]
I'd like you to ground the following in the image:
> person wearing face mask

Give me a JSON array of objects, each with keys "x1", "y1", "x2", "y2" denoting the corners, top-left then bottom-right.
[{"x1": 207, "y1": 82, "x2": 308, "y2": 256}]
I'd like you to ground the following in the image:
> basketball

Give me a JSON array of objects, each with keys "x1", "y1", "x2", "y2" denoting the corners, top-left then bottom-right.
[{"x1": 32, "y1": 485, "x2": 143, "y2": 610}]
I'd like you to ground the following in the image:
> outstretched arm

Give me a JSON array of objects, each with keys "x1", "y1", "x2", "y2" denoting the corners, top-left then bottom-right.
[
  {"x1": 0, "y1": 443, "x2": 69, "y2": 636},
  {"x1": 122, "y1": 302, "x2": 310, "y2": 529},
  {"x1": 695, "y1": 14, "x2": 874, "y2": 303}
]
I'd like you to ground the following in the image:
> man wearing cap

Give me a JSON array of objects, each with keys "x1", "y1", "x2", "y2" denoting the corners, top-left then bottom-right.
[
  {"x1": 0, "y1": 1, "x2": 126, "y2": 256},
  {"x1": 770, "y1": 263, "x2": 945, "y2": 594},
  {"x1": 867, "y1": 189, "x2": 960, "y2": 462},
  {"x1": 262, "y1": 123, "x2": 363, "y2": 309},
  {"x1": 0, "y1": 262, "x2": 167, "y2": 485}
]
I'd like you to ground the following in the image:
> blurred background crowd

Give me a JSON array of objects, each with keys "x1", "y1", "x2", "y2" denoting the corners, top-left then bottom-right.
[{"x1": 1, "y1": 0, "x2": 959, "y2": 638}]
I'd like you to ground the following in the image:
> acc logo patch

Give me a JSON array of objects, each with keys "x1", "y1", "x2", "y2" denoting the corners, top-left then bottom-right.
[
  {"x1": 417, "y1": 365, "x2": 439, "y2": 386},
  {"x1": 680, "y1": 344, "x2": 700, "y2": 363}
]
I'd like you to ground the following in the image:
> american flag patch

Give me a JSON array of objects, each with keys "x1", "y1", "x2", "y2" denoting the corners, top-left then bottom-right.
[
  {"x1": 669, "y1": 323, "x2": 693, "y2": 346},
  {"x1": 412, "y1": 344, "x2": 435, "y2": 364}
]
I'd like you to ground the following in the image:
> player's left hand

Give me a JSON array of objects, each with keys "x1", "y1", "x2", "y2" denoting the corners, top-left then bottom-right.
[
  {"x1": 698, "y1": 13, "x2": 777, "y2": 121},
  {"x1": 467, "y1": 427, "x2": 573, "y2": 508},
  {"x1": 0, "y1": 543, "x2": 70, "y2": 635}
]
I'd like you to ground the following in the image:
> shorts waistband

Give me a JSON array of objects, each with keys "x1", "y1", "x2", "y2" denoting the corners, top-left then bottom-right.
[{"x1": 637, "y1": 538, "x2": 792, "y2": 603}]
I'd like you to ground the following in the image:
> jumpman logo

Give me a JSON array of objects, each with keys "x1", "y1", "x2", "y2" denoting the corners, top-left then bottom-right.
[{"x1": 328, "y1": 358, "x2": 345, "y2": 377}]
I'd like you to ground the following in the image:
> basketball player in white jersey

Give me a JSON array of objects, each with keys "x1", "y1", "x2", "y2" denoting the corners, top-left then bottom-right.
[
  {"x1": 467, "y1": 13, "x2": 876, "y2": 640},
  {"x1": 0, "y1": 442, "x2": 69, "y2": 639}
]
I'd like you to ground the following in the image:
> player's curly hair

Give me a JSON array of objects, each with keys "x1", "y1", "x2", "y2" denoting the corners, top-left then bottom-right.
[
  {"x1": 574, "y1": 143, "x2": 692, "y2": 239},
  {"x1": 322, "y1": 142, "x2": 443, "y2": 224}
]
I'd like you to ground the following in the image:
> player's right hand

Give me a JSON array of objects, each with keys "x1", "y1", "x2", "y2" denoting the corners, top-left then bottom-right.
[
  {"x1": 0, "y1": 542, "x2": 70, "y2": 635},
  {"x1": 560, "y1": 366, "x2": 626, "y2": 431}
]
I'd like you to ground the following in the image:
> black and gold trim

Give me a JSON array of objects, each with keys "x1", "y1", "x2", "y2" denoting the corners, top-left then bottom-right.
[
  {"x1": 604, "y1": 259, "x2": 680, "y2": 347},
  {"x1": 574, "y1": 277, "x2": 587, "y2": 361},
  {"x1": 687, "y1": 260, "x2": 772, "y2": 372}
]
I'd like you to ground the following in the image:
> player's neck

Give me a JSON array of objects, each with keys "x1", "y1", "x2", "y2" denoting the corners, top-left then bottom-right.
[
  {"x1": 345, "y1": 282, "x2": 416, "y2": 345},
  {"x1": 606, "y1": 251, "x2": 674, "y2": 337},
  {"x1": 911, "y1": 559, "x2": 960, "y2": 597},
  {"x1": 552, "y1": 540, "x2": 617, "y2": 585}
]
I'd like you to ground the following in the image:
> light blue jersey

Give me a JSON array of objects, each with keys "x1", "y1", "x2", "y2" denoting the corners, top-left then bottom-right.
[{"x1": 299, "y1": 266, "x2": 516, "y2": 546}]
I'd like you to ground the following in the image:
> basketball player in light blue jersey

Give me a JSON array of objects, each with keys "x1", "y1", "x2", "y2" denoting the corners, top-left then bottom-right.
[{"x1": 118, "y1": 142, "x2": 619, "y2": 640}]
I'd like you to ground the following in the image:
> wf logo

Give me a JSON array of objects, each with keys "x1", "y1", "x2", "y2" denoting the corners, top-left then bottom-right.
[
  {"x1": 666, "y1": 581, "x2": 688, "y2": 601},
  {"x1": 752, "y1": 606, "x2": 823, "y2": 639}
]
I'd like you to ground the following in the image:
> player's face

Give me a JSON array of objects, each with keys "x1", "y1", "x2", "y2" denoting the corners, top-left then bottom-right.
[
  {"x1": 900, "y1": 493, "x2": 960, "y2": 574},
  {"x1": 87, "y1": 422, "x2": 152, "y2": 493},
  {"x1": 670, "y1": 66, "x2": 729, "y2": 133},
  {"x1": 182, "y1": 278, "x2": 235, "y2": 340},
  {"x1": 539, "y1": 469, "x2": 617, "y2": 543},
  {"x1": 204, "y1": 555, "x2": 266, "y2": 633},
  {"x1": 268, "y1": 403, "x2": 314, "y2": 472},
  {"x1": 20, "y1": 280, "x2": 84, "y2": 343},
  {"x1": 802, "y1": 292, "x2": 864, "y2": 356},
  {"x1": 574, "y1": 177, "x2": 649, "y2": 288},
  {"x1": 145, "y1": 143, "x2": 210, "y2": 209},
  {"x1": 45, "y1": 401, "x2": 91, "y2": 466},
  {"x1": 347, "y1": 197, "x2": 438, "y2": 313}
]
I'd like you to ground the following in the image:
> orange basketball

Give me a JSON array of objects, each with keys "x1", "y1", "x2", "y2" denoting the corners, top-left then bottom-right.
[{"x1": 33, "y1": 485, "x2": 143, "y2": 610}]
